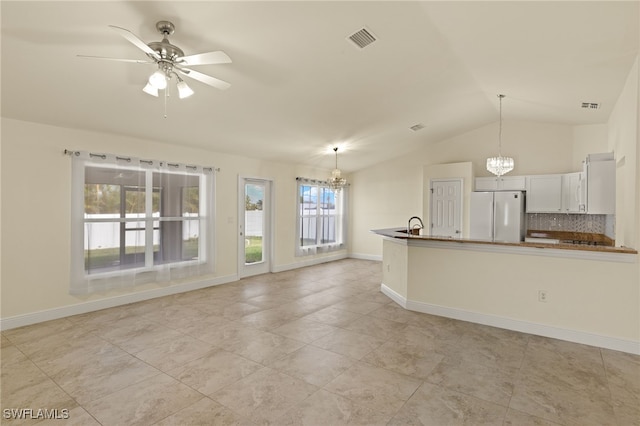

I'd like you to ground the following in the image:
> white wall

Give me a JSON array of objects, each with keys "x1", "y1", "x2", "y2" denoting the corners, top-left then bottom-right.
[
  {"x1": 607, "y1": 56, "x2": 639, "y2": 250},
  {"x1": 349, "y1": 155, "x2": 424, "y2": 260},
  {"x1": 572, "y1": 124, "x2": 608, "y2": 171},
  {"x1": 0, "y1": 118, "x2": 344, "y2": 322},
  {"x1": 426, "y1": 120, "x2": 576, "y2": 176}
]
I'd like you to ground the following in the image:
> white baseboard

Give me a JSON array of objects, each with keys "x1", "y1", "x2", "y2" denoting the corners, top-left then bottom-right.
[
  {"x1": 381, "y1": 283, "x2": 640, "y2": 355},
  {"x1": 1, "y1": 255, "x2": 352, "y2": 331},
  {"x1": 272, "y1": 253, "x2": 348, "y2": 273},
  {"x1": 349, "y1": 253, "x2": 383, "y2": 262},
  {"x1": 380, "y1": 283, "x2": 407, "y2": 308},
  {"x1": 0, "y1": 274, "x2": 238, "y2": 331}
]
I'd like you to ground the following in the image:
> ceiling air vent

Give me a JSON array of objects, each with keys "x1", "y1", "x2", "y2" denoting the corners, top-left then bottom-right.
[
  {"x1": 410, "y1": 123, "x2": 426, "y2": 132},
  {"x1": 347, "y1": 27, "x2": 377, "y2": 49},
  {"x1": 581, "y1": 102, "x2": 600, "y2": 110}
]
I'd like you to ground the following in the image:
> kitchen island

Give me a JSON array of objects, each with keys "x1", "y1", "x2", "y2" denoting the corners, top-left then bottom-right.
[
  {"x1": 372, "y1": 228, "x2": 639, "y2": 354},
  {"x1": 373, "y1": 227, "x2": 637, "y2": 257}
]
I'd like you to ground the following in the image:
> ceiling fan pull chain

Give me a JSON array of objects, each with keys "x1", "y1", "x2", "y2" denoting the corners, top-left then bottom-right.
[{"x1": 164, "y1": 85, "x2": 168, "y2": 119}]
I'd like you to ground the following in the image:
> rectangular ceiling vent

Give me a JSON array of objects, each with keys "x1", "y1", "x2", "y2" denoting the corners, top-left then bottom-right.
[
  {"x1": 581, "y1": 102, "x2": 601, "y2": 110},
  {"x1": 347, "y1": 27, "x2": 377, "y2": 49}
]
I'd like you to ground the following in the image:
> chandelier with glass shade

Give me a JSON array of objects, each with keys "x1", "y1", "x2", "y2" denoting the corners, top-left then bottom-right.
[
  {"x1": 328, "y1": 147, "x2": 347, "y2": 192},
  {"x1": 486, "y1": 94, "x2": 514, "y2": 177}
]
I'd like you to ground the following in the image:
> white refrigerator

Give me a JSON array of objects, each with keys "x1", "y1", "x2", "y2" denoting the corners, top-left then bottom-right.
[{"x1": 470, "y1": 191, "x2": 525, "y2": 243}]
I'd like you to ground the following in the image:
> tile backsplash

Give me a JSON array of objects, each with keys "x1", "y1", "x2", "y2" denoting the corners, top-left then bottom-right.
[{"x1": 526, "y1": 213, "x2": 613, "y2": 236}]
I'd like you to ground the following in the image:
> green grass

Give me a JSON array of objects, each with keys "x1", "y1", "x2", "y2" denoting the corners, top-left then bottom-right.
[
  {"x1": 245, "y1": 236, "x2": 263, "y2": 264},
  {"x1": 85, "y1": 247, "x2": 120, "y2": 271},
  {"x1": 183, "y1": 239, "x2": 199, "y2": 259},
  {"x1": 85, "y1": 239, "x2": 199, "y2": 272}
]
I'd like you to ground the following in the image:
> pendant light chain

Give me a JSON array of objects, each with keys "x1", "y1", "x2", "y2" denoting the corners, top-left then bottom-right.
[
  {"x1": 164, "y1": 84, "x2": 168, "y2": 119},
  {"x1": 498, "y1": 94, "x2": 503, "y2": 156}
]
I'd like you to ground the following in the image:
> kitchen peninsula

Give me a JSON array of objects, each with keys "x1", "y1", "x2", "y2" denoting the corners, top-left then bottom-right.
[{"x1": 372, "y1": 227, "x2": 639, "y2": 354}]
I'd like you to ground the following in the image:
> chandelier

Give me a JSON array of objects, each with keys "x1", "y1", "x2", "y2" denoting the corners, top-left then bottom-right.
[
  {"x1": 486, "y1": 94, "x2": 514, "y2": 177},
  {"x1": 328, "y1": 147, "x2": 347, "y2": 192}
]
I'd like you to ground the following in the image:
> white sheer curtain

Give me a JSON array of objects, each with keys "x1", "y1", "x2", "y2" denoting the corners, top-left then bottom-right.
[
  {"x1": 295, "y1": 177, "x2": 348, "y2": 256},
  {"x1": 70, "y1": 151, "x2": 215, "y2": 295}
]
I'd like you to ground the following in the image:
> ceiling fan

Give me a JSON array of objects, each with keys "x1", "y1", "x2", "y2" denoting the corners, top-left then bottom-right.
[{"x1": 79, "y1": 20, "x2": 232, "y2": 98}]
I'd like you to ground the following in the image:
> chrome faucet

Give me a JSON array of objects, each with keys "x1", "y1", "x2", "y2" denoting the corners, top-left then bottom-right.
[{"x1": 408, "y1": 216, "x2": 424, "y2": 235}]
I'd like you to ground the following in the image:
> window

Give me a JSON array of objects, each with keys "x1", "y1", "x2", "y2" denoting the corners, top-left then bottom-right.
[
  {"x1": 296, "y1": 178, "x2": 347, "y2": 256},
  {"x1": 70, "y1": 152, "x2": 215, "y2": 294}
]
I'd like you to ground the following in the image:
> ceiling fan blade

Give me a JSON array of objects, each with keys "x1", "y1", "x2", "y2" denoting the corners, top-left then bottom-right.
[
  {"x1": 177, "y1": 51, "x2": 232, "y2": 66},
  {"x1": 179, "y1": 68, "x2": 231, "y2": 90},
  {"x1": 77, "y1": 55, "x2": 153, "y2": 64},
  {"x1": 108, "y1": 25, "x2": 160, "y2": 60}
]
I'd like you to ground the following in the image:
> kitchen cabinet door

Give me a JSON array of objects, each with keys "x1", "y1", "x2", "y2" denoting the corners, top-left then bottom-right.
[
  {"x1": 526, "y1": 175, "x2": 562, "y2": 213},
  {"x1": 475, "y1": 177, "x2": 498, "y2": 191},
  {"x1": 499, "y1": 176, "x2": 526, "y2": 190},
  {"x1": 561, "y1": 172, "x2": 585, "y2": 213},
  {"x1": 585, "y1": 159, "x2": 615, "y2": 214},
  {"x1": 475, "y1": 176, "x2": 526, "y2": 191}
]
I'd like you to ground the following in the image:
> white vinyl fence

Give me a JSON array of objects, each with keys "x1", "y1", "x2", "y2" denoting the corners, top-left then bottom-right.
[
  {"x1": 84, "y1": 214, "x2": 199, "y2": 249},
  {"x1": 245, "y1": 210, "x2": 263, "y2": 237}
]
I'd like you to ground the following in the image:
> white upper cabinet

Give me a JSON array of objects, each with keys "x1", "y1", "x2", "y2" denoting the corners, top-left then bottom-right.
[
  {"x1": 561, "y1": 172, "x2": 586, "y2": 213},
  {"x1": 476, "y1": 153, "x2": 615, "y2": 215},
  {"x1": 526, "y1": 175, "x2": 563, "y2": 213},
  {"x1": 584, "y1": 158, "x2": 615, "y2": 214},
  {"x1": 475, "y1": 176, "x2": 526, "y2": 191}
]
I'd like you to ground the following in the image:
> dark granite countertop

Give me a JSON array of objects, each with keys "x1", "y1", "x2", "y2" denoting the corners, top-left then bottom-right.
[{"x1": 372, "y1": 228, "x2": 637, "y2": 255}]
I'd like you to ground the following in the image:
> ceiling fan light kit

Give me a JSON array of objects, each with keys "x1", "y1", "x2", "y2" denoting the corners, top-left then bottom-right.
[
  {"x1": 176, "y1": 77, "x2": 194, "y2": 99},
  {"x1": 142, "y1": 82, "x2": 158, "y2": 97},
  {"x1": 78, "y1": 20, "x2": 232, "y2": 114},
  {"x1": 148, "y1": 69, "x2": 168, "y2": 90}
]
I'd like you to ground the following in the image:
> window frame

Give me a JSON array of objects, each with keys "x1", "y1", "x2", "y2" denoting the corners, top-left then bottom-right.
[
  {"x1": 295, "y1": 179, "x2": 347, "y2": 256},
  {"x1": 70, "y1": 152, "x2": 215, "y2": 295}
]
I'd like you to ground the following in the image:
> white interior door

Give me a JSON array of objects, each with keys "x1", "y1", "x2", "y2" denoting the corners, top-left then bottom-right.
[
  {"x1": 239, "y1": 178, "x2": 272, "y2": 278},
  {"x1": 430, "y1": 179, "x2": 462, "y2": 238}
]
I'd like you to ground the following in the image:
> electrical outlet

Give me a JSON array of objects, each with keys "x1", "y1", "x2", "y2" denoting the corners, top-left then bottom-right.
[
  {"x1": 538, "y1": 290, "x2": 548, "y2": 303},
  {"x1": 386, "y1": 264, "x2": 390, "y2": 272}
]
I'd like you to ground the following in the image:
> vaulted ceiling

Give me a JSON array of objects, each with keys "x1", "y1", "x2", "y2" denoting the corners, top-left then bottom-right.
[{"x1": 2, "y1": 1, "x2": 638, "y2": 171}]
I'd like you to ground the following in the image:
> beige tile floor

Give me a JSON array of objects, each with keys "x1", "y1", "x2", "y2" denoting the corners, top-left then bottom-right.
[{"x1": 1, "y1": 259, "x2": 639, "y2": 425}]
